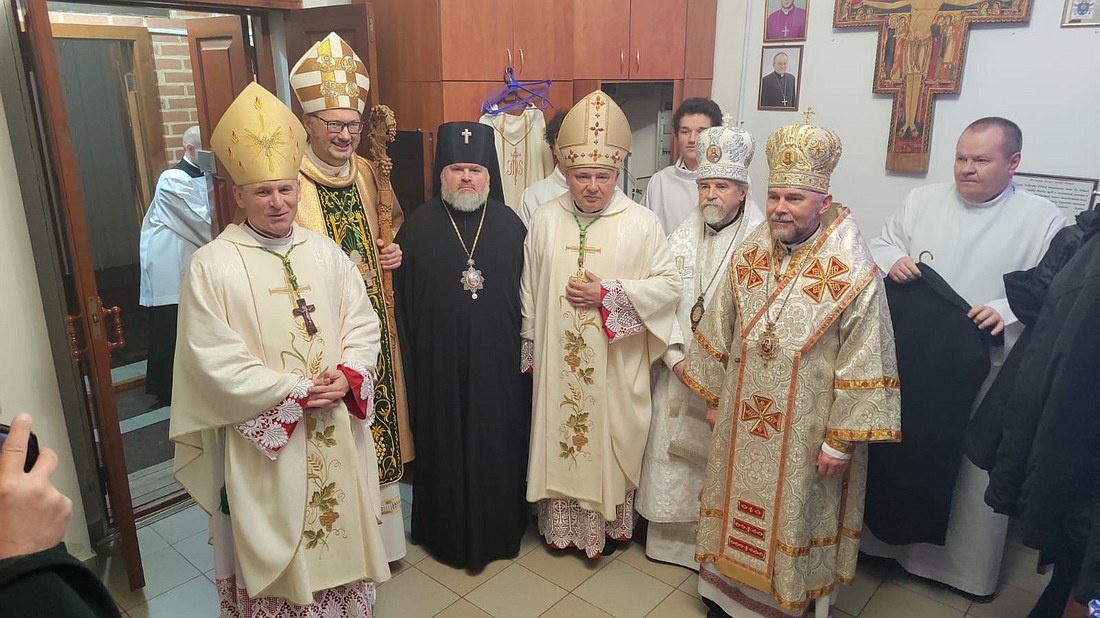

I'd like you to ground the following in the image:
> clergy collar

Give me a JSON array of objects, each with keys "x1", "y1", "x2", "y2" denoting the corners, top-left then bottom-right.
[
  {"x1": 779, "y1": 223, "x2": 822, "y2": 254},
  {"x1": 305, "y1": 143, "x2": 351, "y2": 179},
  {"x1": 959, "y1": 180, "x2": 1016, "y2": 209},
  {"x1": 673, "y1": 158, "x2": 698, "y2": 180},
  {"x1": 573, "y1": 200, "x2": 609, "y2": 218},
  {"x1": 242, "y1": 219, "x2": 294, "y2": 249}
]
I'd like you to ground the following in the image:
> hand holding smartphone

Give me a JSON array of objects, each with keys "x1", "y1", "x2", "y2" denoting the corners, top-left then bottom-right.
[{"x1": 0, "y1": 423, "x2": 39, "y2": 473}]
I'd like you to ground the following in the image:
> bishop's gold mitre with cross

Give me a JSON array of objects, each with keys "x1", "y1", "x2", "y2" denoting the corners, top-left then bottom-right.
[{"x1": 210, "y1": 82, "x2": 305, "y2": 186}]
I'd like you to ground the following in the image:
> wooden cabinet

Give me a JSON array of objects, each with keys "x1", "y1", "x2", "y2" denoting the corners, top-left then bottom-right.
[
  {"x1": 628, "y1": 0, "x2": 687, "y2": 80},
  {"x1": 573, "y1": 0, "x2": 631, "y2": 80},
  {"x1": 685, "y1": 0, "x2": 717, "y2": 79},
  {"x1": 574, "y1": 0, "x2": 693, "y2": 81},
  {"x1": 438, "y1": 0, "x2": 514, "y2": 81},
  {"x1": 512, "y1": 0, "x2": 574, "y2": 80}
]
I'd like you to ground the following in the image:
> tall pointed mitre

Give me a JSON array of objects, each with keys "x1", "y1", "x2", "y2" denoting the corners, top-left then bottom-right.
[
  {"x1": 290, "y1": 32, "x2": 370, "y2": 114},
  {"x1": 210, "y1": 82, "x2": 305, "y2": 186},
  {"x1": 556, "y1": 90, "x2": 631, "y2": 171},
  {"x1": 696, "y1": 125, "x2": 755, "y2": 183},
  {"x1": 764, "y1": 122, "x2": 843, "y2": 193}
]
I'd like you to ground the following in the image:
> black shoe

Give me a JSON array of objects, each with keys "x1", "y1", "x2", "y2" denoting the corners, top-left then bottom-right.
[{"x1": 601, "y1": 539, "x2": 622, "y2": 557}]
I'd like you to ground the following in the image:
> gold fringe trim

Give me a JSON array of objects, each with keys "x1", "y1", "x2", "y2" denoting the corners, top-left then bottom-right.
[
  {"x1": 776, "y1": 527, "x2": 861, "y2": 557},
  {"x1": 693, "y1": 328, "x2": 729, "y2": 363},
  {"x1": 828, "y1": 428, "x2": 902, "y2": 443},
  {"x1": 381, "y1": 495, "x2": 402, "y2": 515},
  {"x1": 834, "y1": 376, "x2": 901, "y2": 390},
  {"x1": 825, "y1": 435, "x2": 854, "y2": 454}
]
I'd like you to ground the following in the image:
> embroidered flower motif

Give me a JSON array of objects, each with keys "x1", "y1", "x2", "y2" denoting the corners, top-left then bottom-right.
[
  {"x1": 289, "y1": 377, "x2": 312, "y2": 400},
  {"x1": 559, "y1": 305, "x2": 599, "y2": 468},
  {"x1": 273, "y1": 398, "x2": 303, "y2": 424},
  {"x1": 256, "y1": 422, "x2": 289, "y2": 449},
  {"x1": 600, "y1": 280, "x2": 643, "y2": 341}
]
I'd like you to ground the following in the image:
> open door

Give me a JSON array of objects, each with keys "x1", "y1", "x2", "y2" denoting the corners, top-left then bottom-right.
[
  {"x1": 284, "y1": 3, "x2": 380, "y2": 159},
  {"x1": 18, "y1": 0, "x2": 144, "y2": 591}
]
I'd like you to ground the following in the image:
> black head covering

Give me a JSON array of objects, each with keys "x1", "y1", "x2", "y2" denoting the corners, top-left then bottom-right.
[{"x1": 431, "y1": 121, "x2": 506, "y2": 204}]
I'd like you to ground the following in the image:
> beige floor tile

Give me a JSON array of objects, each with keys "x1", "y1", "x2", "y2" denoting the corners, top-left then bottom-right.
[
  {"x1": 149, "y1": 504, "x2": 208, "y2": 544},
  {"x1": 517, "y1": 518, "x2": 544, "y2": 558},
  {"x1": 679, "y1": 572, "x2": 701, "y2": 599},
  {"x1": 104, "y1": 545, "x2": 203, "y2": 610},
  {"x1": 435, "y1": 598, "x2": 493, "y2": 618},
  {"x1": 574, "y1": 561, "x2": 674, "y2": 618},
  {"x1": 888, "y1": 568, "x2": 972, "y2": 613},
  {"x1": 967, "y1": 584, "x2": 1039, "y2": 618},
  {"x1": 127, "y1": 574, "x2": 218, "y2": 617},
  {"x1": 417, "y1": 554, "x2": 511, "y2": 596},
  {"x1": 517, "y1": 543, "x2": 612, "y2": 591},
  {"x1": 860, "y1": 581, "x2": 966, "y2": 618},
  {"x1": 1001, "y1": 545, "x2": 1052, "y2": 595},
  {"x1": 645, "y1": 589, "x2": 708, "y2": 617},
  {"x1": 404, "y1": 534, "x2": 430, "y2": 565},
  {"x1": 616, "y1": 543, "x2": 692, "y2": 588},
  {"x1": 390, "y1": 558, "x2": 413, "y2": 577},
  {"x1": 465, "y1": 563, "x2": 568, "y2": 618},
  {"x1": 833, "y1": 558, "x2": 889, "y2": 616},
  {"x1": 135, "y1": 526, "x2": 170, "y2": 562},
  {"x1": 541, "y1": 594, "x2": 615, "y2": 617},
  {"x1": 375, "y1": 567, "x2": 458, "y2": 616},
  {"x1": 172, "y1": 529, "x2": 213, "y2": 574},
  {"x1": 833, "y1": 611, "x2": 856, "y2": 618}
]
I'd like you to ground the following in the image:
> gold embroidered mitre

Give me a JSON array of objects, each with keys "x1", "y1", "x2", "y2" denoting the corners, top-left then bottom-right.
[
  {"x1": 557, "y1": 90, "x2": 631, "y2": 171},
  {"x1": 696, "y1": 126, "x2": 755, "y2": 183},
  {"x1": 290, "y1": 32, "x2": 370, "y2": 114},
  {"x1": 210, "y1": 82, "x2": 305, "y2": 186},
  {"x1": 765, "y1": 123, "x2": 842, "y2": 193}
]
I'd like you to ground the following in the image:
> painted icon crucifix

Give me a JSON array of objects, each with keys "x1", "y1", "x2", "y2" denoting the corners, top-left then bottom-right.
[{"x1": 833, "y1": 0, "x2": 1033, "y2": 173}]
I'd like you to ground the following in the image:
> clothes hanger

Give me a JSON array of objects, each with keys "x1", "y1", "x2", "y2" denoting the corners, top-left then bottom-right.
[{"x1": 480, "y1": 67, "x2": 553, "y2": 115}]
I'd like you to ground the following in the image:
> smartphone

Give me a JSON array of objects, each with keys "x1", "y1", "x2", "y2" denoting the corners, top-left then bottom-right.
[{"x1": 0, "y1": 424, "x2": 40, "y2": 473}]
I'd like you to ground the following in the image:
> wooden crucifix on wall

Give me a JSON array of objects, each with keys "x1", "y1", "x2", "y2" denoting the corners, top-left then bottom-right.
[{"x1": 834, "y1": 0, "x2": 1033, "y2": 173}]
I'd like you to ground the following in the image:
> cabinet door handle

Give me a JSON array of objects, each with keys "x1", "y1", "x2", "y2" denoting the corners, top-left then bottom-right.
[
  {"x1": 507, "y1": 48, "x2": 513, "y2": 67},
  {"x1": 636, "y1": 50, "x2": 641, "y2": 72},
  {"x1": 518, "y1": 48, "x2": 525, "y2": 73},
  {"x1": 620, "y1": 49, "x2": 625, "y2": 73}
]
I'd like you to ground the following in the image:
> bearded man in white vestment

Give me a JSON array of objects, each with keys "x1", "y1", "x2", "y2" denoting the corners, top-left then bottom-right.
[
  {"x1": 862, "y1": 117, "x2": 1066, "y2": 596},
  {"x1": 686, "y1": 122, "x2": 901, "y2": 617},
  {"x1": 522, "y1": 90, "x2": 681, "y2": 558},
  {"x1": 170, "y1": 83, "x2": 389, "y2": 617},
  {"x1": 639, "y1": 98, "x2": 723, "y2": 234},
  {"x1": 636, "y1": 124, "x2": 764, "y2": 570}
]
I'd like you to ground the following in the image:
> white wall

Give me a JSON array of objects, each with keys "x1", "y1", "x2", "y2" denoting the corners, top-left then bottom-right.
[
  {"x1": 713, "y1": 2, "x2": 1100, "y2": 236},
  {"x1": 0, "y1": 89, "x2": 93, "y2": 560}
]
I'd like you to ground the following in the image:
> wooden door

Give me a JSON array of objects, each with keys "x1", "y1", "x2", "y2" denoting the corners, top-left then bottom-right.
[
  {"x1": 439, "y1": 0, "x2": 513, "y2": 80},
  {"x1": 573, "y1": 0, "x2": 630, "y2": 80},
  {"x1": 20, "y1": 0, "x2": 144, "y2": 591},
  {"x1": 512, "y1": 0, "x2": 573, "y2": 80},
  {"x1": 187, "y1": 16, "x2": 252, "y2": 234},
  {"x1": 284, "y1": 3, "x2": 379, "y2": 114},
  {"x1": 628, "y1": 0, "x2": 687, "y2": 80},
  {"x1": 684, "y1": 0, "x2": 717, "y2": 79}
]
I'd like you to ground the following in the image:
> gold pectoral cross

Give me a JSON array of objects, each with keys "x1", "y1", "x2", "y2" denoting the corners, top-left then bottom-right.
[{"x1": 566, "y1": 243, "x2": 601, "y2": 283}]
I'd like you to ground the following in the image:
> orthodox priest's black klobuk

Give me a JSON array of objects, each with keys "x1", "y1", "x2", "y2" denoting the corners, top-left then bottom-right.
[
  {"x1": 864, "y1": 263, "x2": 1000, "y2": 545},
  {"x1": 394, "y1": 121, "x2": 530, "y2": 569}
]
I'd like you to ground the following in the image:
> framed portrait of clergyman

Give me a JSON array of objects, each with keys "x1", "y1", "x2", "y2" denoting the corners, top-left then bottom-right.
[
  {"x1": 1062, "y1": 0, "x2": 1100, "y2": 26},
  {"x1": 758, "y1": 46, "x2": 803, "y2": 111},
  {"x1": 764, "y1": 0, "x2": 809, "y2": 42}
]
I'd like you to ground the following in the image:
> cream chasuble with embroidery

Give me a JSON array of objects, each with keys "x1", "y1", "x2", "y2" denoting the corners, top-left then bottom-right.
[
  {"x1": 171, "y1": 224, "x2": 390, "y2": 604},
  {"x1": 685, "y1": 207, "x2": 900, "y2": 613},
  {"x1": 522, "y1": 192, "x2": 680, "y2": 520},
  {"x1": 480, "y1": 107, "x2": 554, "y2": 212}
]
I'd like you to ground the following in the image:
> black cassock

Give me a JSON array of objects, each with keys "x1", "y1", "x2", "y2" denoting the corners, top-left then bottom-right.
[{"x1": 394, "y1": 197, "x2": 531, "y2": 569}]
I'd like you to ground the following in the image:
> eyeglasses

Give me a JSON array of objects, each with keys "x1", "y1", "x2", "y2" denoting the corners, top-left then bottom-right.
[{"x1": 313, "y1": 116, "x2": 364, "y2": 134}]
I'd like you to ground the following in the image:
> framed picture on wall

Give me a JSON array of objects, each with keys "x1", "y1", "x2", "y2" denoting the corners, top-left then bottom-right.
[
  {"x1": 764, "y1": 0, "x2": 809, "y2": 42},
  {"x1": 758, "y1": 46, "x2": 803, "y2": 111},
  {"x1": 1062, "y1": 0, "x2": 1100, "y2": 26}
]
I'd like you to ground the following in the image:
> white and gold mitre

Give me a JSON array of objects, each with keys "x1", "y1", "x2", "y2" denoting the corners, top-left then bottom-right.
[
  {"x1": 210, "y1": 82, "x2": 305, "y2": 186},
  {"x1": 696, "y1": 125, "x2": 755, "y2": 183},
  {"x1": 556, "y1": 90, "x2": 631, "y2": 171},
  {"x1": 765, "y1": 123, "x2": 842, "y2": 193},
  {"x1": 290, "y1": 32, "x2": 370, "y2": 114}
]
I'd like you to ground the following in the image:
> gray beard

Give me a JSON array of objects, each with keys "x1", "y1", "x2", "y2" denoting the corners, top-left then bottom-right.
[
  {"x1": 442, "y1": 185, "x2": 489, "y2": 212},
  {"x1": 702, "y1": 199, "x2": 739, "y2": 227}
]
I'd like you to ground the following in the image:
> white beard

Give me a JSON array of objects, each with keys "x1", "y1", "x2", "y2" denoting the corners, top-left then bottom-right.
[
  {"x1": 442, "y1": 185, "x2": 489, "y2": 213},
  {"x1": 702, "y1": 198, "x2": 737, "y2": 227}
]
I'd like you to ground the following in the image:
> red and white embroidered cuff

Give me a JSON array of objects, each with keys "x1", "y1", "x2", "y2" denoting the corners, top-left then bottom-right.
[
  {"x1": 339, "y1": 362, "x2": 375, "y2": 425},
  {"x1": 235, "y1": 377, "x2": 312, "y2": 461},
  {"x1": 599, "y1": 280, "x2": 644, "y2": 342},
  {"x1": 521, "y1": 339, "x2": 534, "y2": 374}
]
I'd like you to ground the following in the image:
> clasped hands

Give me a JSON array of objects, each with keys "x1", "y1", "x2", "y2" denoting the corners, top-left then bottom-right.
[
  {"x1": 565, "y1": 270, "x2": 602, "y2": 308},
  {"x1": 305, "y1": 369, "x2": 349, "y2": 411}
]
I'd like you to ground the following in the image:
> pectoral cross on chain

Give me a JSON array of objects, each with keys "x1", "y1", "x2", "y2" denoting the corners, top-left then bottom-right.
[
  {"x1": 293, "y1": 297, "x2": 319, "y2": 336},
  {"x1": 461, "y1": 128, "x2": 472, "y2": 144},
  {"x1": 566, "y1": 231, "x2": 601, "y2": 283}
]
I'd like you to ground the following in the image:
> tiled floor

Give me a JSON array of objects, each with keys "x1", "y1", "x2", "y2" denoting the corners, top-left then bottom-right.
[{"x1": 101, "y1": 485, "x2": 1053, "y2": 617}]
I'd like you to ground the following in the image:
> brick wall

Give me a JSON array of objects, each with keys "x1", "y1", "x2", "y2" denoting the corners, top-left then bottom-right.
[{"x1": 49, "y1": 10, "x2": 216, "y2": 168}]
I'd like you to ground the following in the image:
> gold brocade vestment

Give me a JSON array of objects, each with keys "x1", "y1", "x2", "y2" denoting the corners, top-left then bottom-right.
[
  {"x1": 297, "y1": 154, "x2": 412, "y2": 482},
  {"x1": 685, "y1": 206, "x2": 901, "y2": 612}
]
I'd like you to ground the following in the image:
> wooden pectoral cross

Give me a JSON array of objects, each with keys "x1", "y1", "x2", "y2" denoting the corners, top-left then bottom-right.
[
  {"x1": 294, "y1": 297, "x2": 319, "y2": 336},
  {"x1": 833, "y1": 0, "x2": 1033, "y2": 173}
]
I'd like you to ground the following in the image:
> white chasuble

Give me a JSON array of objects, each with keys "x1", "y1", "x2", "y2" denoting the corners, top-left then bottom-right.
[
  {"x1": 171, "y1": 224, "x2": 390, "y2": 605},
  {"x1": 522, "y1": 193, "x2": 681, "y2": 520},
  {"x1": 685, "y1": 207, "x2": 901, "y2": 613},
  {"x1": 637, "y1": 204, "x2": 765, "y2": 525},
  {"x1": 480, "y1": 107, "x2": 554, "y2": 212}
]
